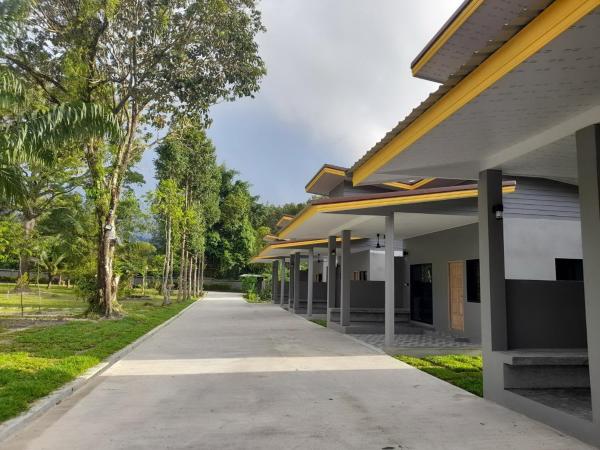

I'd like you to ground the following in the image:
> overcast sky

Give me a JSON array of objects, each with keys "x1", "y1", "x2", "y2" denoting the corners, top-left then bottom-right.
[{"x1": 136, "y1": 0, "x2": 463, "y2": 204}]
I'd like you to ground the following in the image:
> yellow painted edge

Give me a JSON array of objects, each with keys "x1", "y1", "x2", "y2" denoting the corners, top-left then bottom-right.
[
  {"x1": 383, "y1": 177, "x2": 436, "y2": 190},
  {"x1": 412, "y1": 0, "x2": 484, "y2": 76},
  {"x1": 272, "y1": 236, "x2": 362, "y2": 249},
  {"x1": 275, "y1": 214, "x2": 294, "y2": 227},
  {"x1": 279, "y1": 185, "x2": 516, "y2": 239},
  {"x1": 305, "y1": 167, "x2": 346, "y2": 192},
  {"x1": 354, "y1": 0, "x2": 600, "y2": 186}
]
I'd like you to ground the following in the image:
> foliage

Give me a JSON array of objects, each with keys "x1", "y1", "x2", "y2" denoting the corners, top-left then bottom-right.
[
  {"x1": 310, "y1": 319, "x2": 327, "y2": 327},
  {"x1": 395, "y1": 354, "x2": 483, "y2": 397},
  {"x1": 1, "y1": 0, "x2": 266, "y2": 315}
]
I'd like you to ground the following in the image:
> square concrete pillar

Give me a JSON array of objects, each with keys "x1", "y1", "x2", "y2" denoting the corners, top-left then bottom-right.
[
  {"x1": 326, "y1": 236, "x2": 337, "y2": 322},
  {"x1": 307, "y1": 248, "x2": 314, "y2": 318},
  {"x1": 478, "y1": 169, "x2": 507, "y2": 353},
  {"x1": 280, "y1": 258, "x2": 286, "y2": 305},
  {"x1": 271, "y1": 261, "x2": 279, "y2": 304},
  {"x1": 576, "y1": 124, "x2": 600, "y2": 424},
  {"x1": 288, "y1": 255, "x2": 294, "y2": 309},
  {"x1": 293, "y1": 252, "x2": 301, "y2": 314},
  {"x1": 385, "y1": 213, "x2": 396, "y2": 347},
  {"x1": 340, "y1": 230, "x2": 351, "y2": 327}
]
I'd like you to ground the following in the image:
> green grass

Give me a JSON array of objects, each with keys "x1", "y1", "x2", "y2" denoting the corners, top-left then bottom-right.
[
  {"x1": 0, "y1": 283, "x2": 87, "y2": 317},
  {"x1": 310, "y1": 319, "x2": 327, "y2": 327},
  {"x1": 0, "y1": 292, "x2": 194, "y2": 423},
  {"x1": 395, "y1": 354, "x2": 483, "y2": 397}
]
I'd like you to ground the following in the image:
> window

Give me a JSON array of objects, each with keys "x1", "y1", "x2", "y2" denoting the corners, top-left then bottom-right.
[
  {"x1": 555, "y1": 258, "x2": 583, "y2": 281},
  {"x1": 466, "y1": 259, "x2": 480, "y2": 303},
  {"x1": 352, "y1": 271, "x2": 367, "y2": 281}
]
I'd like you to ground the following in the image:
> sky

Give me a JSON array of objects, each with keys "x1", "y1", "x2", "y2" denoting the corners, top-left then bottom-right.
[{"x1": 135, "y1": 0, "x2": 464, "y2": 205}]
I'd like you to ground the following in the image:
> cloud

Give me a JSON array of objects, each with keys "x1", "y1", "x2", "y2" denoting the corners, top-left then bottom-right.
[
  {"x1": 137, "y1": 1, "x2": 465, "y2": 204},
  {"x1": 254, "y1": 0, "x2": 463, "y2": 163}
]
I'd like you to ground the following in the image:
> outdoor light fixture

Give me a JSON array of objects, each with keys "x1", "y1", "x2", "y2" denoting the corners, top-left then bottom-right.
[
  {"x1": 492, "y1": 204, "x2": 504, "y2": 220},
  {"x1": 375, "y1": 233, "x2": 386, "y2": 248}
]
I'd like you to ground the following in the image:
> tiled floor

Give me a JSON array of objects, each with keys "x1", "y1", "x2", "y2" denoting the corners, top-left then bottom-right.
[{"x1": 351, "y1": 333, "x2": 480, "y2": 349}]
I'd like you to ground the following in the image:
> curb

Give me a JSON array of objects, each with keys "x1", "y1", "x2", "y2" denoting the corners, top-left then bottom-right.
[{"x1": 0, "y1": 300, "x2": 199, "y2": 444}]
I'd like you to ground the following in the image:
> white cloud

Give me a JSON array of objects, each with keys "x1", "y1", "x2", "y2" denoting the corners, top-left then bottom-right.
[{"x1": 255, "y1": 0, "x2": 464, "y2": 166}]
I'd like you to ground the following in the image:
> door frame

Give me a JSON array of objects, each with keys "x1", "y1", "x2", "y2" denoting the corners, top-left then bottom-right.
[{"x1": 447, "y1": 260, "x2": 465, "y2": 332}]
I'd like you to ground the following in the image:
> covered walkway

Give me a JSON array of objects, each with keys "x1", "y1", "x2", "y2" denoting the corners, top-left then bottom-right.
[{"x1": 3, "y1": 292, "x2": 590, "y2": 449}]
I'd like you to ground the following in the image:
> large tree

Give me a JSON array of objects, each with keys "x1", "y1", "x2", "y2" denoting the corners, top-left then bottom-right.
[{"x1": 1, "y1": 0, "x2": 265, "y2": 315}]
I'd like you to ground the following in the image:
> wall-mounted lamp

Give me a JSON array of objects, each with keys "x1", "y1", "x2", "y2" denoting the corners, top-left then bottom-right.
[{"x1": 492, "y1": 204, "x2": 504, "y2": 220}]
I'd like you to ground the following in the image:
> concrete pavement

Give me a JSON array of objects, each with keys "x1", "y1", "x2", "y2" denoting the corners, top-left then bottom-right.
[{"x1": 3, "y1": 292, "x2": 592, "y2": 449}]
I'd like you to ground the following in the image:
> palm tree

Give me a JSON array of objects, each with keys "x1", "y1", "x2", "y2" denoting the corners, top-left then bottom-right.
[
  {"x1": 0, "y1": 71, "x2": 122, "y2": 201},
  {"x1": 34, "y1": 249, "x2": 66, "y2": 289}
]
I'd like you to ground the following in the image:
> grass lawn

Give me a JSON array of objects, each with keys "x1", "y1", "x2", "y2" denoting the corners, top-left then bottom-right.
[
  {"x1": 0, "y1": 286, "x2": 194, "y2": 423},
  {"x1": 310, "y1": 319, "x2": 327, "y2": 327},
  {"x1": 0, "y1": 283, "x2": 87, "y2": 317},
  {"x1": 395, "y1": 354, "x2": 483, "y2": 397}
]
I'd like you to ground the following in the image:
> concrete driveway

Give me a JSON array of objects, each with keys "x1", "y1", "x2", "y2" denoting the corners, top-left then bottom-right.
[{"x1": 3, "y1": 292, "x2": 591, "y2": 449}]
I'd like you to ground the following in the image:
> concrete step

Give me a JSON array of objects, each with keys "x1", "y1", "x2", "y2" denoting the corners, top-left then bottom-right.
[
  {"x1": 328, "y1": 321, "x2": 424, "y2": 335},
  {"x1": 329, "y1": 308, "x2": 409, "y2": 323},
  {"x1": 499, "y1": 350, "x2": 590, "y2": 389}
]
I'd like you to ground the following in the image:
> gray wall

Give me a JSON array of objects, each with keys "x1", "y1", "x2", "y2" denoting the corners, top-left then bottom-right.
[
  {"x1": 404, "y1": 223, "x2": 481, "y2": 341},
  {"x1": 504, "y1": 217, "x2": 582, "y2": 280},
  {"x1": 506, "y1": 280, "x2": 587, "y2": 349}
]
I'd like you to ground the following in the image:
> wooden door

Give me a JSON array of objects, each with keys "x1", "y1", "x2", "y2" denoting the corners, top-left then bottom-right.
[{"x1": 448, "y1": 261, "x2": 465, "y2": 331}]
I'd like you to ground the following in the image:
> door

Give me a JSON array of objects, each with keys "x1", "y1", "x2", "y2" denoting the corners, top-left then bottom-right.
[
  {"x1": 448, "y1": 261, "x2": 465, "y2": 331},
  {"x1": 410, "y1": 264, "x2": 433, "y2": 324}
]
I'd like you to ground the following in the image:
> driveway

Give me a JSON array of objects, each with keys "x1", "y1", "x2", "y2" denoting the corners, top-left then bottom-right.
[{"x1": 3, "y1": 292, "x2": 591, "y2": 449}]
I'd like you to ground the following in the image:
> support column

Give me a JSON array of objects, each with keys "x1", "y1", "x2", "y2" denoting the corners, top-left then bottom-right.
[
  {"x1": 478, "y1": 169, "x2": 507, "y2": 353},
  {"x1": 271, "y1": 261, "x2": 279, "y2": 303},
  {"x1": 288, "y1": 254, "x2": 294, "y2": 309},
  {"x1": 385, "y1": 213, "x2": 396, "y2": 347},
  {"x1": 340, "y1": 230, "x2": 351, "y2": 327},
  {"x1": 307, "y1": 248, "x2": 314, "y2": 318},
  {"x1": 293, "y1": 252, "x2": 301, "y2": 313},
  {"x1": 576, "y1": 124, "x2": 600, "y2": 424},
  {"x1": 279, "y1": 258, "x2": 285, "y2": 305},
  {"x1": 327, "y1": 236, "x2": 337, "y2": 322}
]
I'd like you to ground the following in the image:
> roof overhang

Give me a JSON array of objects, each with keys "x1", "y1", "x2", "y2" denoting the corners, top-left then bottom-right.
[
  {"x1": 352, "y1": 0, "x2": 600, "y2": 186},
  {"x1": 275, "y1": 215, "x2": 295, "y2": 229},
  {"x1": 305, "y1": 164, "x2": 348, "y2": 195},
  {"x1": 276, "y1": 182, "x2": 516, "y2": 241},
  {"x1": 411, "y1": 0, "x2": 555, "y2": 83}
]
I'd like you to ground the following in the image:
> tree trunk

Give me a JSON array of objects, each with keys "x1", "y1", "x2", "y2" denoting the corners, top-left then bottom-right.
[
  {"x1": 47, "y1": 271, "x2": 52, "y2": 289},
  {"x1": 162, "y1": 217, "x2": 172, "y2": 305},
  {"x1": 178, "y1": 244, "x2": 187, "y2": 301},
  {"x1": 188, "y1": 254, "x2": 194, "y2": 299},
  {"x1": 142, "y1": 267, "x2": 146, "y2": 295},
  {"x1": 200, "y1": 253, "x2": 205, "y2": 294},
  {"x1": 19, "y1": 216, "x2": 37, "y2": 283},
  {"x1": 95, "y1": 199, "x2": 119, "y2": 317}
]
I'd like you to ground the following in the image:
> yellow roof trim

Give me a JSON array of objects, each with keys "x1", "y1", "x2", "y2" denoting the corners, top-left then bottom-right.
[
  {"x1": 353, "y1": 0, "x2": 600, "y2": 186},
  {"x1": 279, "y1": 185, "x2": 516, "y2": 239},
  {"x1": 383, "y1": 177, "x2": 436, "y2": 190},
  {"x1": 271, "y1": 237, "x2": 362, "y2": 249},
  {"x1": 276, "y1": 214, "x2": 294, "y2": 228},
  {"x1": 412, "y1": 0, "x2": 484, "y2": 76},
  {"x1": 305, "y1": 167, "x2": 346, "y2": 192}
]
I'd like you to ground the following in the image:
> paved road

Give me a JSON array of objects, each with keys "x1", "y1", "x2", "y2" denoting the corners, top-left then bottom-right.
[{"x1": 4, "y1": 292, "x2": 591, "y2": 449}]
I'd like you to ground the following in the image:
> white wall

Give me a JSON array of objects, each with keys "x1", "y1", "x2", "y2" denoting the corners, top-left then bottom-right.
[
  {"x1": 504, "y1": 218, "x2": 582, "y2": 280},
  {"x1": 369, "y1": 250, "x2": 386, "y2": 281}
]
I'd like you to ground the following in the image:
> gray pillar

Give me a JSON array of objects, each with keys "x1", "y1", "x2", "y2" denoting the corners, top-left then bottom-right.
[
  {"x1": 327, "y1": 236, "x2": 337, "y2": 322},
  {"x1": 576, "y1": 124, "x2": 600, "y2": 423},
  {"x1": 288, "y1": 255, "x2": 294, "y2": 309},
  {"x1": 478, "y1": 169, "x2": 507, "y2": 353},
  {"x1": 293, "y1": 252, "x2": 301, "y2": 313},
  {"x1": 280, "y1": 258, "x2": 286, "y2": 305},
  {"x1": 271, "y1": 261, "x2": 279, "y2": 303},
  {"x1": 307, "y1": 248, "x2": 314, "y2": 318},
  {"x1": 385, "y1": 214, "x2": 396, "y2": 347},
  {"x1": 340, "y1": 230, "x2": 351, "y2": 326}
]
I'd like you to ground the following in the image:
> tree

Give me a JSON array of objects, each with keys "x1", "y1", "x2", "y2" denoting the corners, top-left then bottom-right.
[
  {"x1": 154, "y1": 120, "x2": 221, "y2": 301},
  {"x1": 2, "y1": 0, "x2": 266, "y2": 316}
]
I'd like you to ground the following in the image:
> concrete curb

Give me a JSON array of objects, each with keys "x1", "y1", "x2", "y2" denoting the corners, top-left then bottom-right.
[{"x1": 0, "y1": 300, "x2": 199, "y2": 444}]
